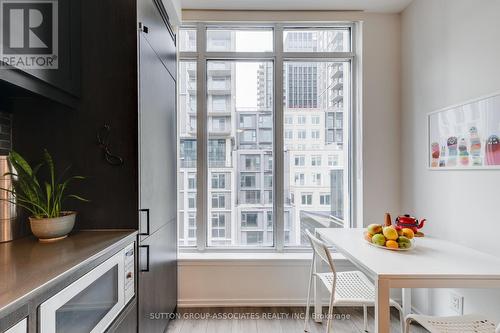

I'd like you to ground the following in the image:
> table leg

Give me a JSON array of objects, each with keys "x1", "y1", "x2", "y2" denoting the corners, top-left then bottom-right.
[
  {"x1": 375, "y1": 278, "x2": 391, "y2": 333},
  {"x1": 402, "y1": 288, "x2": 412, "y2": 317},
  {"x1": 314, "y1": 230, "x2": 322, "y2": 322}
]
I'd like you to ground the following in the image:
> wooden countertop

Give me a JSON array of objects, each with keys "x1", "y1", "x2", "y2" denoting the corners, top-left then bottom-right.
[{"x1": 0, "y1": 230, "x2": 137, "y2": 317}]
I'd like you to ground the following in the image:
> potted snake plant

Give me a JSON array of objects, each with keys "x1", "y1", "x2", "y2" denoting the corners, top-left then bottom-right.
[{"x1": 1, "y1": 150, "x2": 88, "y2": 242}]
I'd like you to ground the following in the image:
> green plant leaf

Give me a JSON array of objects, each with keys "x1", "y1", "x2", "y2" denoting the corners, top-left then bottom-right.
[
  {"x1": 7, "y1": 155, "x2": 43, "y2": 201},
  {"x1": 45, "y1": 182, "x2": 52, "y2": 215},
  {"x1": 56, "y1": 176, "x2": 78, "y2": 207},
  {"x1": 14, "y1": 196, "x2": 50, "y2": 216},
  {"x1": 15, "y1": 177, "x2": 39, "y2": 204},
  {"x1": 43, "y1": 149, "x2": 55, "y2": 193},
  {"x1": 67, "y1": 194, "x2": 90, "y2": 202},
  {"x1": 55, "y1": 165, "x2": 72, "y2": 186},
  {"x1": 9, "y1": 151, "x2": 33, "y2": 176},
  {"x1": 1, "y1": 150, "x2": 88, "y2": 218},
  {"x1": 0, "y1": 187, "x2": 15, "y2": 194},
  {"x1": 1, "y1": 187, "x2": 31, "y2": 202},
  {"x1": 3, "y1": 199, "x2": 38, "y2": 216},
  {"x1": 32, "y1": 163, "x2": 43, "y2": 176}
]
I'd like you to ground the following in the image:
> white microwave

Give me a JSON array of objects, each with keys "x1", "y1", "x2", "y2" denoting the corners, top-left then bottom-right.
[{"x1": 39, "y1": 243, "x2": 135, "y2": 333}]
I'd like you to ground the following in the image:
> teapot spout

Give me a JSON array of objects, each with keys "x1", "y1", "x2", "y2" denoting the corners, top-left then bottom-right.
[{"x1": 418, "y1": 219, "x2": 426, "y2": 229}]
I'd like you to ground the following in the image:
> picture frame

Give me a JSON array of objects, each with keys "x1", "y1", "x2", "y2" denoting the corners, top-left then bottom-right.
[{"x1": 427, "y1": 91, "x2": 500, "y2": 170}]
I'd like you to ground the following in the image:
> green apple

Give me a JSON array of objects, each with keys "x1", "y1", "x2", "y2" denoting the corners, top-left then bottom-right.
[
  {"x1": 397, "y1": 236, "x2": 412, "y2": 249},
  {"x1": 372, "y1": 233, "x2": 386, "y2": 246}
]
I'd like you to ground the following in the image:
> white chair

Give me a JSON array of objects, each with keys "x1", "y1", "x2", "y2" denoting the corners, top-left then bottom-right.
[
  {"x1": 304, "y1": 229, "x2": 404, "y2": 333},
  {"x1": 405, "y1": 313, "x2": 500, "y2": 333}
]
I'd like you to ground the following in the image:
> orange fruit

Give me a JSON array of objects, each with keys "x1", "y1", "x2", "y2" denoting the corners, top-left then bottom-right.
[
  {"x1": 364, "y1": 232, "x2": 373, "y2": 242},
  {"x1": 401, "y1": 228, "x2": 415, "y2": 239},
  {"x1": 383, "y1": 226, "x2": 399, "y2": 241},
  {"x1": 385, "y1": 240, "x2": 399, "y2": 249}
]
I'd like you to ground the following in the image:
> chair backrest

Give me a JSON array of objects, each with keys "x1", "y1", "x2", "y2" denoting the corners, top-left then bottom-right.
[{"x1": 305, "y1": 229, "x2": 336, "y2": 275}]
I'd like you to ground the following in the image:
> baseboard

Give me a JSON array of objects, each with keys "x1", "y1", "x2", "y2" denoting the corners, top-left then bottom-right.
[
  {"x1": 179, "y1": 298, "x2": 424, "y2": 313},
  {"x1": 379, "y1": 297, "x2": 424, "y2": 315},
  {"x1": 178, "y1": 298, "x2": 332, "y2": 308},
  {"x1": 389, "y1": 297, "x2": 425, "y2": 315}
]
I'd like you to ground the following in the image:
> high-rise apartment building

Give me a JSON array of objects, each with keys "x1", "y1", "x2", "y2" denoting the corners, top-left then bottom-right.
[
  {"x1": 178, "y1": 61, "x2": 198, "y2": 246},
  {"x1": 257, "y1": 63, "x2": 273, "y2": 110},
  {"x1": 178, "y1": 31, "x2": 237, "y2": 247},
  {"x1": 235, "y1": 107, "x2": 275, "y2": 245},
  {"x1": 206, "y1": 59, "x2": 236, "y2": 247}
]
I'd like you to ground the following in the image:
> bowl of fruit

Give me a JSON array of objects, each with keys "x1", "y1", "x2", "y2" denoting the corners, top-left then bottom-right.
[{"x1": 364, "y1": 224, "x2": 415, "y2": 251}]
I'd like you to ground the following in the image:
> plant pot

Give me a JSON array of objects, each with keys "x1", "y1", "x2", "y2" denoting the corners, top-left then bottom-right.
[{"x1": 29, "y1": 211, "x2": 76, "y2": 242}]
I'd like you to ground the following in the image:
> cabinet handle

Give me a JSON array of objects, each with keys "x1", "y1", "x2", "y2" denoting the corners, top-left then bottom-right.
[
  {"x1": 139, "y1": 245, "x2": 150, "y2": 272},
  {"x1": 139, "y1": 209, "x2": 150, "y2": 235}
]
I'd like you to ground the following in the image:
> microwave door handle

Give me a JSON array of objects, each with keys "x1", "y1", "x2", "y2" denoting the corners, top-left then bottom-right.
[
  {"x1": 139, "y1": 245, "x2": 150, "y2": 272},
  {"x1": 139, "y1": 209, "x2": 150, "y2": 236}
]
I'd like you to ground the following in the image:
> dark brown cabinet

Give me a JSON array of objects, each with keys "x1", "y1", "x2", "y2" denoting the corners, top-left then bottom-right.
[
  {"x1": 6, "y1": 0, "x2": 178, "y2": 332},
  {"x1": 138, "y1": 33, "x2": 177, "y2": 238},
  {"x1": 0, "y1": 0, "x2": 81, "y2": 107},
  {"x1": 138, "y1": 221, "x2": 177, "y2": 332},
  {"x1": 136, "y1": 5, "x2": 177, "y2": 332}
]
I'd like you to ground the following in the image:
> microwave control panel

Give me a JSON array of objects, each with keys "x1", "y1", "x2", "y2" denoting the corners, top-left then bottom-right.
[{"x1": 124, "y1": 243, "x2": 135, "y2": 303}]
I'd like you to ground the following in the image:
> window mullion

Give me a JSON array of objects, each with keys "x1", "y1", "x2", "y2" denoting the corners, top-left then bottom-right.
[
  {"x1": 202, "y1": 52, "x2": 275, "y2": 59},
  {"x1": 282, "y1": 52, "x2": 355, "y2": 59},
  {"x1": 196, "y1": 23, "x2": 207, "y2": 251},
  {"x1": 274, "y1": 24, "x2": 285, "y2": 252}
]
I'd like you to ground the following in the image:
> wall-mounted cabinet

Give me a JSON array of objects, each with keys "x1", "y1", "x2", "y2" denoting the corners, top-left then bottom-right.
[{"x1": 0, "y1": 0, "x2": 81, "y2": 107}]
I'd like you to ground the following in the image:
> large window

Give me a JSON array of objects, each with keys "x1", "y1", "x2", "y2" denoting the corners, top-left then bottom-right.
[{"x1": 178, "y1": 24, "x2": 354, "y2": 250}]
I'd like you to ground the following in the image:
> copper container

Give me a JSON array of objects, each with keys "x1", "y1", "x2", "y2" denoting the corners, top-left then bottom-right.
[{"x1": 0, "y1": 156, "x2": 19, "y2": 242}]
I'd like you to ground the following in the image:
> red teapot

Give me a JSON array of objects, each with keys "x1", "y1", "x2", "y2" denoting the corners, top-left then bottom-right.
[{"x1": 395, "y1": 214, "x2": 426, "y2": 234}]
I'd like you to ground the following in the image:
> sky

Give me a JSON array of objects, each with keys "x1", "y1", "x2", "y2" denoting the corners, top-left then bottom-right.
[{"x1": 234, "y1": 31, "x2": 273, "y2": 108}]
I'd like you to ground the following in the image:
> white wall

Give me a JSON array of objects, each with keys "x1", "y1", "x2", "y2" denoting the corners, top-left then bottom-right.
[
  {"x1": 179, "y1": 11, "x2": 402, "y2": 306},
  {"x1": 162, "y1": 0, "x2": 182, "y2": 26},
  {"x1": 401, "y1": 0, "x2": 500, "y2": 320},
  {"x1": 178, "y1": 254, "x2": 355, "y2": 307},
  {"x1": 360, "y1": 13, "x2": 401, "y2": 225}
]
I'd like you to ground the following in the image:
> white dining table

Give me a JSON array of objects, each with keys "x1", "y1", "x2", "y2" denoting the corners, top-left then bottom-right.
[{"x1": 315, "y1": 228, "x2": 500, "y2": 333}]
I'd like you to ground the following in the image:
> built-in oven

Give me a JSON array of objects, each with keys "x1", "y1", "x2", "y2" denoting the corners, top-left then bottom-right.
[{"x1": 39, "y1": 243, "x2": 135, "y2": 333}]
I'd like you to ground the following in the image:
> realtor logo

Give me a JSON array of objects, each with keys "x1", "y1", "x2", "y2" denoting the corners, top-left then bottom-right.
[{"x1": 0, "y1": 0, "x2": 58, "y2": 69}]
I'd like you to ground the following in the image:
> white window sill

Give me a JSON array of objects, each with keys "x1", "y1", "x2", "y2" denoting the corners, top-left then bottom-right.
[{"x1": 178, "y1": 251, "x2": 347, "y2": 266}]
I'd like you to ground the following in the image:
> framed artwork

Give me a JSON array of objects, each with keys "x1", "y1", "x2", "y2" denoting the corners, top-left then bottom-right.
[{"x1": 428, "y1": 91, "x2": 500, "y2": 170}]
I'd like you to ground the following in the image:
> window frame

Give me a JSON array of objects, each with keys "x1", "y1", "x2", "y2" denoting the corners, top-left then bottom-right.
[{"x1": 179, "y1": 22, "x2": 357, "y2": 252}]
